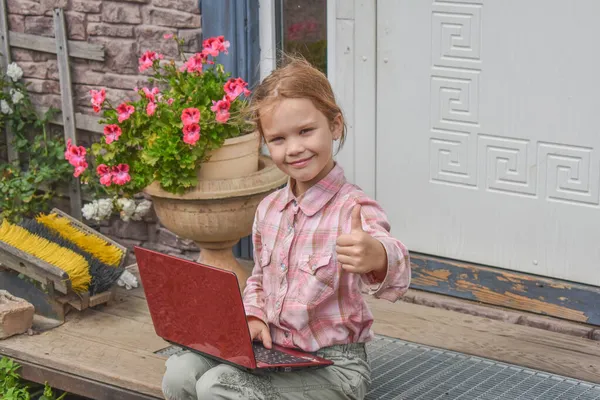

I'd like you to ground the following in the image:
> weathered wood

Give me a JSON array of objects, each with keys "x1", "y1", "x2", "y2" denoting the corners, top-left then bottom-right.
[
  {"x1": 8, "y1": 31, "x2": 104, "y2": 61},
  {"x1": 0, "y1": 0, "x2": 17, "y2": 163},
  {"x1": 366, "y1": 296, "x2": 600, "y2": 384},
  {"x1": 53, "y1": 9, "x2": 82, "y2": 221},
  {"x1": 0, "y1": 307, "x2": 168, "y2": 398},
  {"x1": 13, "y1": 357, "x2": 161, "y2": 400},
  {"x1": 410, "y1": 253, "x2": 600, "y2": 326},
  {"x1": 36, "y1": 106, "x2": 104, "y2": 134}
]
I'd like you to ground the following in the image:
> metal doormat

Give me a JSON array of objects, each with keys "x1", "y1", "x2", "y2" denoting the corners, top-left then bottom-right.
[
  {"x1": 156, "y1": 335, "x2": 600, "y2": 399},
  {"x1": 366, "y1": 335, "x2": 600, "y2": 400}
]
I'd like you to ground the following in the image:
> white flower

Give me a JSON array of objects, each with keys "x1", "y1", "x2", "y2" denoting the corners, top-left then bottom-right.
[
  {"x1": 1, "y1": 100, "x2": 13, "y2": 115},
  {"x1": 82, "y1": 202, "x2": 98, "y2": 221},
  {"x1": 117, "y1": 198, "x2": 136, "y2": 221},
  {"x1": 97, "y1": 198, "x2": 114, "y2": 220},
  {"x1": 132, "y1": 199, "x2": 152, "y2": 221},
  {"x1": 81, "y1": 198, "x2": 114, "y2": 222},
  {"x1": 6, "y1": 62, "x2": 23, "y2": 82},
  {"x1": 10, "y1": 89, "x2": 24, "y2": 104}
]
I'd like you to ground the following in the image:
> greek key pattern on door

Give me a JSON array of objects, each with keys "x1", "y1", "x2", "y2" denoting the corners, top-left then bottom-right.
[{"x1": 429, "y1": 0, "x2": 600, "y2": 206}]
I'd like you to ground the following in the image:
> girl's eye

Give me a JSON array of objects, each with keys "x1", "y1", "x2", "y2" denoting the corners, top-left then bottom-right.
[
  {"x1": 300, "y1": 128, "x2": 313, "y2": 134},
  {"x1": 269, "y1": 137, "x2": 283, "y2": 143}
]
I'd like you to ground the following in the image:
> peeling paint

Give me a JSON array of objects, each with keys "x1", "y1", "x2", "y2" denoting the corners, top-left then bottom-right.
[{"x1": 409, "y1": 254, "x2": 600, "y2": 326}]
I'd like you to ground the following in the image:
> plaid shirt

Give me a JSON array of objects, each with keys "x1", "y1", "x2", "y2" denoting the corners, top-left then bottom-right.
[{"x1": 242, "y1": 163, "x2": 411, "y2": 352}]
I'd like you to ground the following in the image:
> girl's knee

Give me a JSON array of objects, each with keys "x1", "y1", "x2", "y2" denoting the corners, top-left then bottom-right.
[
  {"x1": 195, "y1": 364, "x2": 244, "y2": 399},
  {"x1": 162, "y1": 352, "x2": 217, "y2": 400}
]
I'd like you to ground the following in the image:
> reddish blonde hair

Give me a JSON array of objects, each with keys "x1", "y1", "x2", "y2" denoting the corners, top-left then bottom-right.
[{"x1": 246, "y1": 56, "x2": 347, "y2": 150}]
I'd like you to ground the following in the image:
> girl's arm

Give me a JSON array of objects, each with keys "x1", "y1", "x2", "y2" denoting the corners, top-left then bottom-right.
[
  {"x1": 341, "y1": 195, "x2": 411, "y2": 302},
  {"x1": 242, "y1": 209, "x2": 268, "y2": 325}
]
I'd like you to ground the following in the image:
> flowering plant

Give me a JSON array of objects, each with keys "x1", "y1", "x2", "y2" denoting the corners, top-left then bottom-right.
[
  {"x1": 65, "y1": 35, "x2": 253, "y2": 200},
  {"x1": 0, "y1": 62, "x2": 72, "y2": 223}
]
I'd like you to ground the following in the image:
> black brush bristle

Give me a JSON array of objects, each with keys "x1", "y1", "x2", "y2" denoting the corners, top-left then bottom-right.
[{"x1": 18, "y1": 218, "x2": 124, "y2": 295}]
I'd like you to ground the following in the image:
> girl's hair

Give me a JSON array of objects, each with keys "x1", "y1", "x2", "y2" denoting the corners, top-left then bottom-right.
[{"x1": 246, "y1": 55, "x2": 347, "y2": 150}]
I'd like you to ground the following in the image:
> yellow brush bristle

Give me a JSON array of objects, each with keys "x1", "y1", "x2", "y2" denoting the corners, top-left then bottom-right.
[
  {"x1": 0, "y1": 220, "x2": 91, "y2": 293},
  {"x1": 35, "y1": 213, "x2": 124, "y2": 267}
]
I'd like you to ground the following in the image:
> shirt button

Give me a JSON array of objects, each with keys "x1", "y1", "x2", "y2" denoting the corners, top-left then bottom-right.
[
  {"x1": 281, "y1": 262, "x2": 286, "y2": 270},
  {"x1": 284, "y1": 332, "x2": 289, "y2": 337}
]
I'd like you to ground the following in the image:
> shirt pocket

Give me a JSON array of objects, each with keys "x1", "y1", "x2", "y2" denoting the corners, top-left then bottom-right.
[{"x1": 292, "y1": 253, "x2": 337, "y2": 305}]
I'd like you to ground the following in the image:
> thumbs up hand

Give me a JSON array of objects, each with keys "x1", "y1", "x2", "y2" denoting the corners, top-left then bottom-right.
[{"x1": 336, "y1": 204, "x2": 387, "y2": 275}]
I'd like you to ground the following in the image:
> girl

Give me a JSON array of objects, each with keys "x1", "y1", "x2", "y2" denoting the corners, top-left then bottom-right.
[{"x1": 161, "y1": 57, "x2": 411, "y2": 400}]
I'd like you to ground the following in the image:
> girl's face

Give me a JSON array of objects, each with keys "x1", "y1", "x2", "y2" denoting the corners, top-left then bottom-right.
[{"x1": 261, "y1": 98, "x2": 342, "y2": 196}]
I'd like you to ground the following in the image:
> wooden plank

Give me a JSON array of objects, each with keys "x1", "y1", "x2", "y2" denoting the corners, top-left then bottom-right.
[
  {"x1": 0, "y1": 312, "x2": 167, "y2": 398},
  {"x1": 36, "y1": 106, "x2": 104, "y2": 134},
  {"x1": 332, "y1": 18, "x2": 355, "y2": 182},
  {"x1": 0, "y1": 0, "x2": 17, "y2": 163},
  {"x1": 366, "y1": 295, "x2": 600, "y2": 384},
  {"x1": 410, "y1": 253, "x2": 600, "y2": 326},
  {"x1": 8, "y1": 31, "x2": 104, "y2": 61},
  {"x1": 53, "y1": 8, "x2": 82, "y2": 221},
  {"x1": 336, "y1": 0, "x2": 354, "y2": 19},
  {"x1": 352, "y1": 0, "x2": 376, "y2": 198},
  {"x1": 13, "y1": 357, "x2": 161, "y2": 400}
]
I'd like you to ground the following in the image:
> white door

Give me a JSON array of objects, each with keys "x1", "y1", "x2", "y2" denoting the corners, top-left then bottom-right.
[{"x1": 376, "y1": 0, "x2": 600, "y2": 286}]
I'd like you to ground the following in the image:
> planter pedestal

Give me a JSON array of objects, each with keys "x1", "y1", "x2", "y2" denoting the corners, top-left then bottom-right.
[{"x1": 144, "y1": 156, "x2": 287, "y2": 292}]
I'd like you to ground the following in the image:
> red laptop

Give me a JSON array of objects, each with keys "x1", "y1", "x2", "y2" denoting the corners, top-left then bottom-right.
[{"x1": 134, "y1": 246, "x2": 333, "y2": 372}]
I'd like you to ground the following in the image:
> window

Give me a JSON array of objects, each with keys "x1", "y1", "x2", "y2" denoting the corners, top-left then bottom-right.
[{"x1": 275, "y1": 0, "x2": 327, "y2": 74}]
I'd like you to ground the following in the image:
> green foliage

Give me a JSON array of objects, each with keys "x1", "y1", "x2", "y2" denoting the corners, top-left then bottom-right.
[
  {"x1": 0, "y1": 357, "x2": 67, "y2": 400},
  {"x1": 0, "y1": 63, "x2": 72, "y2": 223},
  {"x1": 75, "y1": 35, "x2": 253, "y2": 197}
]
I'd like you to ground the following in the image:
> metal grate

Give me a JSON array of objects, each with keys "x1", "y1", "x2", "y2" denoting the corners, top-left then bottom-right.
[
  {"x1": 366, "y1": 335, "x2": 600, "y2": 400},
  {"x1": 155, "y1": 335, "x2": 600, "y2": 399}
]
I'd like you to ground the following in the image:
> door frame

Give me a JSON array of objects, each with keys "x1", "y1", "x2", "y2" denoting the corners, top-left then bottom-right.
[{"x1": 326, "y1": 0, "x2": 377, "y2": 198}]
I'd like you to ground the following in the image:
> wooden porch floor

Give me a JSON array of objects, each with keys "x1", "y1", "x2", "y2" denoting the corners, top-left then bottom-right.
[{"x1": 1, "y1": 268, "x2": 600, "y2": 399}]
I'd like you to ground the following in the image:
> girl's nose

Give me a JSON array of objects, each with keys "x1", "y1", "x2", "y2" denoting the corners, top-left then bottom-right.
[{"x1": 286, "y1": 138, "x2": 305, "y2": 155}]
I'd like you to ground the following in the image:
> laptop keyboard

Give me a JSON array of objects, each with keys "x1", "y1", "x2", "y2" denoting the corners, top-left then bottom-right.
[{"x1": 252, "y1": 343, "x2": 312, "y2": 365}]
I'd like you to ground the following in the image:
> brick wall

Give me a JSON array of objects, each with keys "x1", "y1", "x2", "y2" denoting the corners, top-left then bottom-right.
[{"x1": 6, "y1": 0, "x2": 203, "y2": 263}]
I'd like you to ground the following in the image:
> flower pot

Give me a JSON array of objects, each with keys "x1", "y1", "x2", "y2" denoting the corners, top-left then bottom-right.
[
  {"x1": 198, "y1": 131, "x2": 261, "y2": 180},
  {"x1": 144, "y1": 155, "x2": 287, "y2": 292}
]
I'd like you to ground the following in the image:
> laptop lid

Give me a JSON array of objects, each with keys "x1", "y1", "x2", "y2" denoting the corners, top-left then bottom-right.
[{"x1": 134, "y1": 246, "x2": 258, "y2": 370}]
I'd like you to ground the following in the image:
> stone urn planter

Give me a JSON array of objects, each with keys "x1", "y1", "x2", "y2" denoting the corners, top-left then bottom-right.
[{"x1": 144, "y1": 132, "x2": 287, "y2": 292}]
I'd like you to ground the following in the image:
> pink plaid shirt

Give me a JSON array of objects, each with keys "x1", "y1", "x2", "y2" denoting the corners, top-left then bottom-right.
[{"x1": 242, "y1": 163, "x2": 411, "y2": 352}]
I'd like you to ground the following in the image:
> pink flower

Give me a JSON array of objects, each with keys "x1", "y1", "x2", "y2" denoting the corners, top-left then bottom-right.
[
  {"x1": 167, "y1": 98, "x2": 174, "y2": 106},
  {"x1": 112, "y1": 164, "x2": 131, "y2": 186},
  {"x1": 181, "y1": 108, "x2": 200, "y2": 125},
  {"x1": 116, "y1": 103, "x2": 135, "y2": 123},
  {"x1": 138, "y1": 50, "x2": 164, "y2": 72},
  {"x1": 142, "y1": 87, "x2": 160, "y2": 102},
  {"x1": 64, "y1": 139, "x2": 87, "y2": 167},
  {"x1": 202, "y1": 36, "x2": 230, "y2": 57},
  {"x1": 224, "y1": 77, "x2": 251, "y2": 100},
  {"x1": 73, "y1": 164, "x2": 88, "y2": 177},
  {"x1": 164, "y1": 33, "x2": 174, "y2": 39},
  {"x1": 90, "y1": 88, "x2": 106, "y2": 113},
  {"x1": 64, "y1": 138, "x2": 73, "y2": 161},
  {"x1": 182, "y1": 123, "x2": 200, "y2": 145},
  {"x1": 179, "y1": 53, "x2": 205, "y2": 73},
  {"x1": 103, "y1": 124, "x2": 122, "y2": 144},
  {"x1": 96, "y1": 164, "x2": 112, "y2": 186},
  {"x1": 211, "y1": 96, "x2": 231, "y2": 123},
  {"x1": 146, "y1": 101, "x2": 157, "y2": 116},
  {"x1": 64, "y1": 139, "x2": 88, "y2": 177}
]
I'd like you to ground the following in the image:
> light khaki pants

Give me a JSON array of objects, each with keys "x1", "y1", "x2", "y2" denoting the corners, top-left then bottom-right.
[{"x1": 162, "y1": 343, "x2": 371, "y2": 400}]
